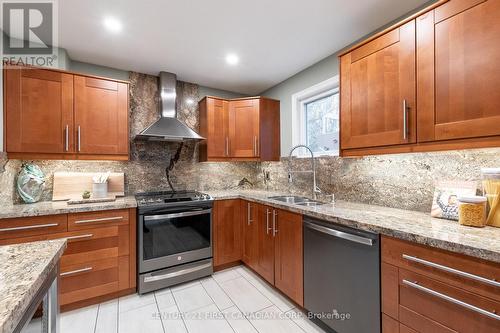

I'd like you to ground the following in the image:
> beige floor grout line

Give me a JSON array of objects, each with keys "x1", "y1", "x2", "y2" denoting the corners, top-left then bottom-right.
[
  {"x1": 152, "y1": 292, "x2": 166, "y2": 333},
  {"x1": 199, "y1": 277, "x2": 237, "y2": 333},
  {"x1": 169, "y1": 285, "x2": 193, "y2": 333},
  {"x1": 93, "y1": 304, "x2": 100, "y2": 333}
]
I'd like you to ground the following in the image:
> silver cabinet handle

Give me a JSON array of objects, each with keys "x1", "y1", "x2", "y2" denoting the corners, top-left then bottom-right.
[
  {"x1": 74, "y1": 216, "x2": 123, "y2": 224},
  {"x1": 65, "y1": 124, "x2": 69, "y2": 152},
  {"x1": 77, "y1": 125, "x2": 81, "y2": 152},
  {"x1": 144, "y1": 209, "x2": 211, "y2": 221},
  {"x1": 66, "y1": 234, "x2": 93, "y2": 241},
  {"x1": 60, "y1": 266, "x2": 93, "y2": 277},
  {"x1": 402, "y1": 254, "x2": 500, "y2": 288},
  {"x1": 272, "y1": 210, "x2": 278, "y2": 237},
  {"x1": 266, "y1": 209, "x2": 272, "y2": 234},
  {"x1": 402, "y1": 279, "x2": 500, "y2": 321},
  {"x1": 247, "y1": 203, "x2": 252, "y2": 225},
  {"x1": 403, "y1": 100, "x2": 409, "y2": 140},
  {"x1": 225, "y1": 137, "x2": 229, "y2": 157},
  {"x1": 0, "y1": 223, "x2": 59, "y2": 232},
  {"x1": 304, "y1": 221, "x2": 374, "y2": 246}
]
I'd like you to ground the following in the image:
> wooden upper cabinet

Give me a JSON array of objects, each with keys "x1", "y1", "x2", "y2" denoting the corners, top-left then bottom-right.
[
  {"x1": 74, "y1": 76, "x2": 129, "y2": 156},
  {"x1": 5, "y1": 67, "x2": 74, "y2": 154},
  {"x1": 417, "y1": 0, "x2": 500, "y2": 142},
  {"x1": 199, "y1": 97, "x2": 280, "y2": 162},
  {"x1": 340, "y1": 20, "x2": 416, "y2": 150},
  {"x1": 4, "y1": 65, "x2": 129, "y2": 160},
  {"x1": 229, "y1": 99, "x2": 260, "y2": 158},
  {"x1": 199, "y1": 97, "x2": 229, "y2": 159}
]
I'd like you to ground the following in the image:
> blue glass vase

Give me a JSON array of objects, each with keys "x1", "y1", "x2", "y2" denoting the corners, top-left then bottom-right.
[{"x1": 16, "y1": 163, "x2": 45, "y2": 203}]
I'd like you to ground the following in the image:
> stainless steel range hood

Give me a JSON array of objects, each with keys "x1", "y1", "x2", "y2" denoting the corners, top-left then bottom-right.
[{"x1": 136, "y1": 72, "x2": 204, "y2": 142}]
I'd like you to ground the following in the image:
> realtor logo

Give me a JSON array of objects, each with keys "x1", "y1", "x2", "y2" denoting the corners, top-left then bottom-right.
[{"x1": 1, "y1": 0, "x2": 58, "y2": 67}]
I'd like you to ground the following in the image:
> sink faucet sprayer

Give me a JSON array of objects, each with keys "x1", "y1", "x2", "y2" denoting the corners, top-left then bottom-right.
[{"x1": 287, "y1": 145, "x2": 322, "y2": 200}]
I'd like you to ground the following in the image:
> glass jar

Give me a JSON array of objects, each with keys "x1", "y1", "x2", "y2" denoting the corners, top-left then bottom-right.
[
  {"x1": 481, "y1": 168, "x2": 500, "y2": 227},
  {"x1": 457, "y1": 196, "x2": 487, "y2": 227}
]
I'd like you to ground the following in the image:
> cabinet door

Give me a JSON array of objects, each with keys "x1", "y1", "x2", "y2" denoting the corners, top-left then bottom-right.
[
  {"x1": 241, "y1": 201, "x2": 258, "y2": 270},
  {"x1": 5, "y1": 67, "x2": 74, "y2": 154},
  {"x1": 340, "y1": 20, "x2": 416, "y2": 150},
  {"x1": 74, "y1": 76, "x2": 129, "y2": 156},
  {"x1": 206, "y1": 98, "x2": 230, "y2": 158},
  {"x1": 229, "y1": 99, "x2": 260, "y2": 158},
  {"x1": 213, "y1": 200, "x2": 241, "y2": 266},
  {"x1": 274, "y1": 209, "x2": 303, "y2": 305},
  {"x1": 255, "y1": 206, "x2": 275, "y2": 285},
  {"x1": 417, "y1": 0, "x2": 500, "y2": 142}
]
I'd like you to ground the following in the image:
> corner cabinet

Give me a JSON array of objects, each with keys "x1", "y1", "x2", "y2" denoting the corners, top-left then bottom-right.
[
  {"x1": 4, "y1": 65, "x2": 129, "y2": 160},
  {"x1": 199, "y1": 97, "x2": 280, "y2": 162},
  {"x1": 340, "y1": 0, "x2": 500, "y2": 156}
]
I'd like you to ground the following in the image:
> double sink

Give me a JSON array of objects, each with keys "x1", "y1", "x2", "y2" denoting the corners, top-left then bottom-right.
[{"x1": 268, "y1": 195, "x2": 326, "y2": 207}]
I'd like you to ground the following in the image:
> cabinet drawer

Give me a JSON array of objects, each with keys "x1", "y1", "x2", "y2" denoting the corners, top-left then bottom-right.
[
  {"x1": 382, "y1": 236, "x2": 500, "y2": 301},
  {"x1": 399, "y1": 269, "x2": 500, "y2": 332},
  {"x1": 68, "y1": 209, "x2": 129, "y2": 230},
  {"x1": 47, "y1": 226, "x2": 129, "y2": 267},
  {"x1": 0, "y1": 215, "x2": 67, "y2": 240},
  {"x1": 59, "y1": 257, "x2": 121, "y2": 306}
]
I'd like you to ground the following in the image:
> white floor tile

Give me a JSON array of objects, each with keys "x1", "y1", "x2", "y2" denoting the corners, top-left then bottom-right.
[
  {"x1": 219, "y1": 277, "x2": 272, "y2": 313},
  {"x1": 212, "y1": 267, "x2": 241, "y2": 283},
  {"x1": 247, "y1": 305, "x2": 304, "y2": 333},
  {"x1": 159, "y1": 305, "x2": 187, "y2": 333},
  {"x1": 183, "y1": 304, "x2": 233, "y2": 333},
  {"x1": 96, "y1": 300, "x2": 118, "y2": 333},
  {"x1": 201, "y1": 277, "x2": 234, "y2": 310},
  {"x1": 246, "y1": 275, "x2": 294, "y2": 312},
  {"x1": 155, "y1": 291, "x2": 176, "y2": 310},
  {"x1": 286, "y1": 308, "x2": 326, "y2": 333},
  {"x1": 118, "y1": 303, "x2": 163, "y2": 333},
  {"x1": 60, "y1": 304, "x2": 98, "y2": 333},
  {"x1": 235, "y1": 266, "x2": 261, "y2": 282},
  {"x1": 155, "y1": 287, "x2": 172, "y2": 296},
  {"x1": 119, "y1": 292, "x2": 156, "y2": 313},
  {"x1": 172, "y1": 284, "x2": 214, "y2": 313},
  {"x1": 222, "y1": 306, "x2": 258, "y2": 333}
]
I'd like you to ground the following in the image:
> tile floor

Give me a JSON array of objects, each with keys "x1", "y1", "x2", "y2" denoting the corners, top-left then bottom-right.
[{"x1": 60, "y1": 265, "x2": 326, "y2": 333}]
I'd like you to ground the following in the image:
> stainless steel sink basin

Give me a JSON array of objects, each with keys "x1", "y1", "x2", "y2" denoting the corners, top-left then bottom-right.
[{"x1": 268, "y1": 196, "x2": 325, "y2": 207}]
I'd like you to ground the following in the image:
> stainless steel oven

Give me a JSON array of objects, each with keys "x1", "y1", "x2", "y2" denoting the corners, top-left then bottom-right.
[{"x1": 136, "y1": 191, "x2": 214, "y2": 294}]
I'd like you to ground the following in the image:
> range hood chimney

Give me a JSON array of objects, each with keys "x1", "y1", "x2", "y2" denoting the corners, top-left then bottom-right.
[{"x1": 136, "y1": 72, "x2": 204, "y2": 142}]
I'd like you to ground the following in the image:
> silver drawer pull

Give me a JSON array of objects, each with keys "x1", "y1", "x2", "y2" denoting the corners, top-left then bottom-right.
[
  {"x1": 60, "y1": 266, "x2": 93, "y2": 277},
  {"x1": 402, "y1": 254, "x2": 500, "y2": 288},
  {"x1": 144, "y1": 262, "x2": 212, "y2": 283},
  {"x1": 74, "y1": 216, "x2": 123, "y2": 224},
  {"x1": 402, "y1": 279, "x2": 500, "y2": 321},
  {"x1": 0, "y1": 223, "x2": 59, "y2": 232},
  {"x1": 66, "y1": 234, "x2": 93, "y2": 240}
]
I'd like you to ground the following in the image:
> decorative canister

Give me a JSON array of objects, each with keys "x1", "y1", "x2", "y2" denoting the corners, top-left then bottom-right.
[
  {"x1": 16, "y1": 163, "x2": 45, "y2": 203},
  {"x1": 457, "y1": 196, "x2": 487, "y2": 227},
  {"x1": 481, "y1": 168, "x2": 500, "y2": 227},
  {"x1": 92, "y1": 182, "x2": 108, "y2": 198}
]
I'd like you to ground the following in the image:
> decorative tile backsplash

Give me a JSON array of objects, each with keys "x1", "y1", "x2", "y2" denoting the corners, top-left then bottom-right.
[{"x1": 1, "y1": 71, "x2": 499, "y2": 212}]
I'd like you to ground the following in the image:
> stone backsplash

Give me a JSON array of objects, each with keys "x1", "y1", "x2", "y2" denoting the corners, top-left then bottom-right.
[{"x1": 1, "y1": 71, "x2": 499, "y2": 212}]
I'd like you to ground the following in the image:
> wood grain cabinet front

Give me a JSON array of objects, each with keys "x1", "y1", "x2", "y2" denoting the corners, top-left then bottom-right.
[
  {"x1": 3, "y1": 65, "x2": 129, "y2": 160},
  {"x1": 199, "y1": 97, "x2": 280, "y2": 162},
  {"x1": 213, "y1": 199, "x2": 242, "y2": 267},
  {"x1": 381, "y1": 236, "x2": 500, "y2": 333},
  {"x1": 340, "y1": 0, "x2": 500, "y2": 156}
]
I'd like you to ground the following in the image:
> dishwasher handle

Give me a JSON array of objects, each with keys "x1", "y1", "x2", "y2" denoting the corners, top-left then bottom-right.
[{"x1": 304, "y1": 221, "x2": 375, "y2": 246}]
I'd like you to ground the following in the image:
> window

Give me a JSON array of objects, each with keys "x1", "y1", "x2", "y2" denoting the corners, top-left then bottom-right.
[{"x1": 291, "y1": 76, "x2": 340, "y2": 157}]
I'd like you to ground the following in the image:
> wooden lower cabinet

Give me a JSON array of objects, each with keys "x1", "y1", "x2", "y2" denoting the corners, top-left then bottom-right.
[
  {"x1": 381, "y1": 236, "x2": 500, "y2": 333},
  {"x1": 0, "y1": 208, "x2": 136, "y2": 310},
  {"x1": 213, "y1": 200, "x2": 242, "y2": 266},
  {"x1": 241, "y1": 201, "x2": 259, "y2": 270},
  {"x1": 255, "y1": 205, "x2": 275, "y2": 284}
]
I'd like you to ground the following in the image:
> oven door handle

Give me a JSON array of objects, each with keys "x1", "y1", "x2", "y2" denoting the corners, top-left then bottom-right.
[{"x1": 144, "y1": 208, "x2": 212, "y2": 221}]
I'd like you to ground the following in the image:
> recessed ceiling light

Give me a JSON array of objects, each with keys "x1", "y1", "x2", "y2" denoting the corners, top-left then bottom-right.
[
  {"x1": 103, "y1": 17, "x2": 122, "y2": 33},
  {"x1": 225, "y1": 53, "x2": 239, "y2": 66}
]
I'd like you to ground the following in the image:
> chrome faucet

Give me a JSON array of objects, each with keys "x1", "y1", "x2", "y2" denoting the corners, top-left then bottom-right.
[{"x1": 287, "y1": 145, "x2": 322, "y2": 200}]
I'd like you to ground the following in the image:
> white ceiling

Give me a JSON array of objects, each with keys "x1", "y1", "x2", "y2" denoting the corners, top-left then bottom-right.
[{"x1": 58, "y1": 0, "x2": 429, "y2": 94}]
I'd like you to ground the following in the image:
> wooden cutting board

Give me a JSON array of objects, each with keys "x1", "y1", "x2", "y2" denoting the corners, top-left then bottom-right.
[{"x1": 52, "y1": 172, "x2": 125, "y2": 201}]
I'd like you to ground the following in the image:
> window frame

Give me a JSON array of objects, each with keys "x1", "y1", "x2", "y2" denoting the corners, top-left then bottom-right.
[{"x1": 291, "y1": 75, "x2": 340, "y2": 157}]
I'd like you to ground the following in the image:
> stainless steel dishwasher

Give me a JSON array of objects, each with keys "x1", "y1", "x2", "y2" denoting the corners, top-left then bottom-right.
[{"x1": 304, "y1": 216, "x2": 380, "y2": 333}]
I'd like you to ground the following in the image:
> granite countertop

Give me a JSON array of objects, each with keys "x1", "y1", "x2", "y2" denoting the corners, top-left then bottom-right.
[
  {"x1": 0, "y1": 239, "x2": 67, "y2": 333},
  {"x1": 0, "y1": 196, "x2": 137, "y2": 219},
  {"x1": 206, "y1": 190, "x2": 500, "y2": 263}
]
